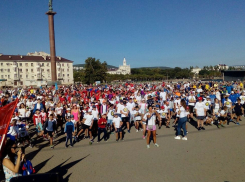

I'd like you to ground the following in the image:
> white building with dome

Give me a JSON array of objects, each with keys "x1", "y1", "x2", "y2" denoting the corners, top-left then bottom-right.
[{"x1": 107, "y1": 58, "x2": 131, "y2": 75}]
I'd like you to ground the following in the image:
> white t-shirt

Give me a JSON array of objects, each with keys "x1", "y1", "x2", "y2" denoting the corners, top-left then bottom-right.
[
  {"x1": 92, "y1": 110, "x2": 99, "y2": 120},
  {"x1": 160, "y1": 92, "x2": 166, "y2": 100},
  {"x1": 194, "y1": 102, "x2": 205, "y2": 116},
  {"x1": 174, "y1": 99, "x2": 181, "y2": 108},
  {"x1": 120, "y1": 105, "x2": 129, "y2": 117},
  {"x1": 55, "y1": 107, "x2": 63, "y2": 115},
  {"x1": 132, "y1": 110, "x2": 143, "y2": 120},
  {"x1": 113, "y1": 117, "x2": 122, "y2": 128},
  {"x1": 107, "y1": 109, "x2": 115, "y2": 120},
  {"x1": 240, "y1": 96, "x2": 245, "y2": 104},
  {"x1": 126, "y1": 102, "x2": 135, "y2": 113},
  {"x1": 143, "y1": 112, "x2": 156, "y2": 126},
  {"x1": 224, "y1": 99, "x2": 232, "y2": 108},
  {"x1": 157, "y1": 110, "x2": 166, "y2": 118},
  {"x1": 116, "y1": 103, "x2": 124, "y2": 113},
  {"x1": 83, "y1": 114, "x2": 94, "y2": 126},
  {"x1": 179, "y1": 106, "x2": 187, "y2": 118},
  {"x1": 18, "y1": 108, "x2": 26, "y2": 118},
  {"x1": 188, "y1": 96, "x2": 196, "y2": 106},
  {"x1": 203, "y1": 100, "x2": 211, "y2": 110}
]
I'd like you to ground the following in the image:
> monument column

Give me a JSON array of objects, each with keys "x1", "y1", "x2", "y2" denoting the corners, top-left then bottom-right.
[{"x1": 46, "y1": 0, "x2": 57, "y2": 82}]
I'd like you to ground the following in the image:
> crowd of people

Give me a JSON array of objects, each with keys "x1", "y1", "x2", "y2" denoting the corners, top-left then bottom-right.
[{"x1": 1, "y1": 80, "x2": 244, "y2": 180}]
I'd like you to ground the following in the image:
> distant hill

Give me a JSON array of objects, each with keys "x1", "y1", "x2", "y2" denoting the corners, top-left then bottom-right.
[
  {"x1": 74, "y1": 64, "x2": 118, "y2": 69},
  {"x1": 132, "y1": 66, "x2": 172, "y2": 70}
]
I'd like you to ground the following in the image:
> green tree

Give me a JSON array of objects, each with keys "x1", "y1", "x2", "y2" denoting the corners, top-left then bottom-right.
[{"x1": 84, "y1": 57, "x2": 108, "y2": 84}]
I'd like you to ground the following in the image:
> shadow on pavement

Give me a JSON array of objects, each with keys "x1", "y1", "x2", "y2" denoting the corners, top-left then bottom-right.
[
  {"x1": 34, "y1": 156, "x2": 54, "y2": 173},
  {"x1": 46, "y1": 154, "x2": 90, "y2": 181}
]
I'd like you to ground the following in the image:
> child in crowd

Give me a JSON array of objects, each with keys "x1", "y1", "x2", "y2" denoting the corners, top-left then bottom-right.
[{"x1": 64, "y1": 116, "x2": 75, "y2": 148}]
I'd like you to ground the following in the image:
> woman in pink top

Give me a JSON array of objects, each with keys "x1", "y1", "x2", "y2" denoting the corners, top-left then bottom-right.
[{"x1": 71, "y1": 104, "x2": 80, "y2": 122}]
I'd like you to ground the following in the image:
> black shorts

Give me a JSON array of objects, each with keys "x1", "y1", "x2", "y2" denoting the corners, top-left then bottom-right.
[
  {"x1": 82, "y1": 124, "x2": 91, "y2": 131},
  {"x1": 196, "y1": 116, "x2": 205, "y2": 120},
  {"x1": 122, "y1": 117, "x2": 129, "y2": 123},
  {"x1": 218, "y1": 117, "x2": 226, "y2": 121},
  {"x1": 45, "y1": 131, "x2": 53, "y2": 137},
  {"x1": 115, "y1": 127, "x2": 122, "y2": 133},
  {"x1": 188, "y1": 105, "x2": 194, "y2": 113},
  {"x1": 161, "y1": 118, "x2": 167, "y2": 122},
  {"x1": 235, "y1": 111, "x2": 242, "y2": 116}
]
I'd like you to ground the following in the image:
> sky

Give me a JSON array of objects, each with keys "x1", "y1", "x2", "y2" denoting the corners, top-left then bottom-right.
[{"x1": 0, "y1": 0, "x2": 245, "y2": 68}]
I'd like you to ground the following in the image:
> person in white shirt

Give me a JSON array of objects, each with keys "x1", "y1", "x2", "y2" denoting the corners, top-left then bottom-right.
[
  {"x1": 175, "y1": 99, "x2": 188, "y2": 140},
  {"x1": 194, "y1": 97, "x2": 206, "y2": 131},
  {"x1": 144, "y1": 105, "x2": 160, "y2": 149},
  {"x1": 160, "y1": 90, "x2": 167, "y2": 101},
  {"x1": 188, "y1": 92, "x2": 196, "y2": 121},
  {"x1": 131, "y1": 106, "x2": 143, "y2": 132},
  {"x1": 126, "y1": 98, "x2": 135, "y2": 123},
  {"x1": 203, "y1": 96, "x2": 211, "y2": 115},
  {"x1": 113, "y1": 113, "x2": 123, "y2": 141},
  {"x1": 218, "y1": 106, "x2": 228, "y2": 128},
  {"x1": 120, "y1": 101, "x2": 130, "y2": 133},
  {"x1": 116, "y1": 100, "x2": 124, "y2": 118},
  {"x1": 75, "y1": 109, "x2": 94, "y2": 142}
]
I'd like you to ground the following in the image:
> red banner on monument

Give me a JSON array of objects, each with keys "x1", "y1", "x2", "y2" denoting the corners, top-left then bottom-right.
[{"x1": 0, "y1": 99, "x2": 18, "y2": 154}]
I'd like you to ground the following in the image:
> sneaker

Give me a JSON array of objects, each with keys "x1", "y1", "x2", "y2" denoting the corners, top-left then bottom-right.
[
  {"x1": 166, "y1": 126, "x2": 170, "y2": 128},
  {"x1": 154, "y1": 143, "x2": 160, "y2": 147},
  {"x1": 136, "y1": 130, "x2": 139, "y2": 132},
  {"x1": 143, "y1": 136, "x2": 145, "y2": 139},
  {"x1": 29, "y1": 144, "x2": 33, "y2": 148},
  {"x1": 201, "y1": 127, "x2": 205, "y2": 130},
  {"x1": 198, "y1": 127, "x2": 201, "y2": 131},
  {"x1": 74, "y1": 136, "x2": 78, "y2": 142},
  {"x1": 158, "y1": 126, "x2": 161, "y2": 129},
  {"x1": 217, "y1": 125, "x2": 220, "y2": 128},
  {"x1": 221, "y1": 124, "x2": 225, "y2": 127},
  {"x1": 236, "y1": 122, "x2": 240, "y2": 125},
  {"x1": 174, "y1": 136, "x2": 181, "y2": 140},
  {"x1": 65, "y1": 145, "x2": 68, "y2": 148},
  {"x1": 186, "y1": 131, "x2": 188, "y2": 134},
  {"x1": 120, "y1": 139, "x2": 124, "y2": 141},
  {"x1": 50, "y1": 145, "x2": 54, "y2": 149},
  {"x1": 97, "y1": 141, "x2": 99, "y2": 143},
  {"x1": 147, "y1": 145, "x2": 150, "y2": 149},
  {"x1": 140, "y1": 129, "x2": 143, "y2": 131},
  {"x1": 182, "y1": 137, "x2": 187, "y2": 141},
  {"x1": 127, "y1": 130, "x2": 130, "y2": 133},
  {"x1": 17, "y1": 143, "x2": 20, "y2": 146},
  {"x1": 116, "y1": 139, "x2": 118, "y2": 142}
]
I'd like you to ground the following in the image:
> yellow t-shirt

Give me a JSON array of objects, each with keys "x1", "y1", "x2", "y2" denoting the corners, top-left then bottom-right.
[{"x1": 240, "y1": 83, "x2": 243, "y2": 89}]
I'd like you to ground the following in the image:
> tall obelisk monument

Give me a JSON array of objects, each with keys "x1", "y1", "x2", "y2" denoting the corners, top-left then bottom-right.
[{"x1": 46, "y1": 0, "x2": 57, "y2": 82}]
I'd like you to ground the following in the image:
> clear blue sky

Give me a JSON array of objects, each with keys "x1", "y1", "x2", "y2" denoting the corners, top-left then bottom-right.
[{"x1": 0, "y1": 0, "x2": 245, "y2": 68}]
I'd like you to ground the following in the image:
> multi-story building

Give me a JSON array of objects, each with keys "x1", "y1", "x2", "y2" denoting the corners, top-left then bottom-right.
[
  {"x1": 0, "y1": 52, "x2": 73, "y2": 87},
  {"x1": 107, "y1": 58, "x2": 131, "y2": 75},
  {"x1": 217, "y1": 64, "x2": 229, "y2": 70}
]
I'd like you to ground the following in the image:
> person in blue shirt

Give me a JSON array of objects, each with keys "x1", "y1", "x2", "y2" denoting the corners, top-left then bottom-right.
[
  {"x1": 234, "y1": 90, "x2": 240, "y2": 101},
  {"x1": 229, "y1": 91, "x2": 237, "y2": 105},
  {"x1": 44, "y1": 114, "x2": 56, "y2": 149},
  {"x1": 64, "y1": 116, "x2": 75, "y2": 148},
  {"x1": 226, "y1": 84, "x2": 233, "y2": 94},
  {"x1": 32, "y1": 99, "x2": 44, "y2": 114}
]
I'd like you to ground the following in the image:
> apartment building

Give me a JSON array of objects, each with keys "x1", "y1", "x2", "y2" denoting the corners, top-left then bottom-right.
[{"x1": 0, "y1": 52, "x2": 73, "y2": 87}]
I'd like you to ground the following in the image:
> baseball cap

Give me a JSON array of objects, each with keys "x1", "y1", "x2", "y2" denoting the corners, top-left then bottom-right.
[
  {"x1": 198, "y1": 97, "x2": 202, "y2": 101},
  {"x1": 231, "y1": 91, "x2": 234, "y2": 93}
]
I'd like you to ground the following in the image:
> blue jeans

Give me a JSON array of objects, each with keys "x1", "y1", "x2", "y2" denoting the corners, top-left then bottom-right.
[
  {"x1": 65, "y1": 133, "x2": 73, "y2": 147},
  {"x1": 177, "y1": 117, "x2": 187, "y2": 136}
]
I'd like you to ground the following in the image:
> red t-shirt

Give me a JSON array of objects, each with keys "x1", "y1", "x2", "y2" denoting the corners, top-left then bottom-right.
[{"x1": 98, "y1": 118, "x2": 107, "y2": 128}]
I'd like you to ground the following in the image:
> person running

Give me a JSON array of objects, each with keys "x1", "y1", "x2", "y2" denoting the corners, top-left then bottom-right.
[
  {"x1": 144, "y1": 105, "x2": 160, "y2": 149},
  {"x1": 175, "y1": 99, "x2": 188, "y2": 140},
  {"x1": 75, "y1": 109, "x2": 94, "y2": 143}
]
